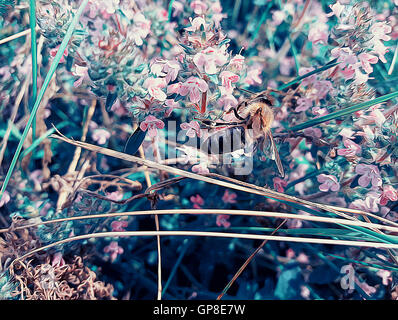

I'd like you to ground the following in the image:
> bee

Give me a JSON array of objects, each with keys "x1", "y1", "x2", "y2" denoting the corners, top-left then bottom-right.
[{"x1": 199, "y1": 89, "x2": 285, "y2": 177}]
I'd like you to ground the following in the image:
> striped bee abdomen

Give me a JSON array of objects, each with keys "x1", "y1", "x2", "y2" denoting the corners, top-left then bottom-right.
[{"x1": 200, "y1": 126, "x2": 248, "y2": 155}]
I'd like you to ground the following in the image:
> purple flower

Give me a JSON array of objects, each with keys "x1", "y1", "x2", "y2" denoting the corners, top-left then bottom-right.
[
  {"x1": 273, "y1": 177, "x2": 288, "y2": 192},
  {"x1": 193, "y1": 47, "x2": 228, "y2": 75},
  {"x1": 379, "y1": 185, "x2": 398, "y2": 205},
  {"x1": 355, "y1": 164, "x2": 382, "y2": 188},
  {"x1": 216, "y1": 215, "x2": 231, "y2": 228},
  {"x1": 140, "y1": 115, "x2": 165, "y2": 137},
  {"x1": 92, "y1": 128, "x2": 111, "y2": 145},
  {"x1": 192, "y1": 163, "x2": 210, "y2": 175},
  {"x1": 317, "y1": 174, "x2": 340, "y2": 192},
  {"x1": 295, "y1": 97, "x2": 313, "y2": 112},
  {"x1": 111, "y1": 220, "x2": 128, "y2": 232},
  {"x1": 180, "y1": 121, "x2": 202, "y2": 138},
  {"x1": 178, "y1": 77, "x2": 208, "y2": 103},
  {"x1": 222, "y1": 190, "x2": 237, "y2": 204},
  {"x1": 190, "y1": 194, "x2": 204, "y2": 209},
  {"x1": 349, "y1": 197, "x2": 379, "y2": 213},
  {"x1": 104, "y1": 241, "x2": 124, "y2": 262},
  {"x1": 0, "y1": 191, "x2": 10, "y2": 207},
  {"x1": 337, "y1": 139, "x2": 361, "y2": 157}
]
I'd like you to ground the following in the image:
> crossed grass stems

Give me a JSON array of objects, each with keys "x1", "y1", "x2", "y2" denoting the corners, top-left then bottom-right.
[
  {"x1": 3, "y1": 131, "x2": 398, "y2": 300},
  {"x1": 1, "y1": 0, "x2": 398, "y2": 299}
]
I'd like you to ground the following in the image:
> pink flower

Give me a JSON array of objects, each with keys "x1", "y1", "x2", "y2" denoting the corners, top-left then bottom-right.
[
  {"x1": 178, "y1": 77, "x2": 208, "y2": 103},
  {"x1": 111, "y1": 100, "x2": 128, "y2": 116},
  {"x1": 313, "y1": 80, "x2": 332, "y2": 99},
  {"x1": 353, "y1": 68, "x2": 370, "y2": 85},
  {"x1": 218, "y1": 94, "x2": 238, "y2": 110},
  {"x1": 163, "y1": 60, "x2": 180, "y2": 83},
  {"x1": 220, "y1": 71, "x2": 239, "y2": 94},
  {"x1": 185, "y1": 17, "x2": 207, "y2": 32},
  {"x1": 0, "y1": 191, "x2": 10, "y2": 207},
  {"x1": 167, "y1": 82, "x2": 182, "y2": 95},
  {"x1": 104, "y1": 241, "x2": 124, "y2": 262},
  {"x1": 298, "y1": 67, "x2": 316, "y2": 86},
  {"x1": 295, "y1": 97, "x2": 313, "y2": 112},
  {"x1": 370, "y1": 22, "x2": 392, "y2": 42},
  {"x1": 171, "y1": 0, "x2": 184, "y2": 17},
  {"x1": 216, "y1": 215, "x2": 231, "y2": 228},
  {"x1": 326, "y1": 1, "x2": 345, "y2": 18},
  {"x1": 50, "y1": 45, "x2": 68, "y2": 63},
  {"x1": 92, "y1": 128, "x2": 111, "y2": 145},
  {"x1": 377, "y1": 270, "x2": 392, "y2": 286},
  {"x1": 164, "y1": 99, "x2": 180, "y2": 117},
  {"x1": 271, "y1": 10, "x2": 286, "y2": 26},
  {"x1": 317, "y1": 174, "x2": 340, "y2": 192},
  {"x1": 331, "y1": 47, "x2": 358, "y2": 68},
  {"x1": 228, "y1": 54, "x2": 245, "y2": 71},
  {"x1": 308, "y1": 23, "x2": 329, "y2": 44},
  {"x1": 51, "y1": 252, "x2": 65, "y2": 267},
  {"x1": 190, "y1": 194, "x2": 204, "y2": 209},
  {"x1": 349, "y1": 197, "x2": 379, "y2": 213},
  {"x1": 144, "y1": 77, "x2": 167, "y2": 101},
  {"x1": 106, "y1": 191, "x2": 123, "y2": 201},
  {"x1": 358, "y1": 53, "x2": 378, "y2": 74},
  {"x1": 30, "y1": 169, "x2": 44, "y2": 190},
  {"x1": 303, "y1": 127, "x2": 322, "y2": 138},
  {"x1": 111, "y1": 220, "x2": 128, "y2": 232},
  {"x1": 140, "y1": 115, "x2": 165, "y2": 138},
  {"x1": 190, "y1": 0, "x2": 208, "y2": 15},
  {"x1": 379, "y1": 185, "x2": 398, "y2": 205},
  {"x1": 131, "y1": 13, "x2": 151, "y2": 46},
  {"x1": 339, "y1": 128, "x2": 355, "y2": 139},
  {"x1": 192, "y1": 163, "x2": 210, "y2": 175},
  {"x1": 72, "y1": 65, "x2": 89, "y2": 88},
  {"x1": 355, "y1": 164, "x2": 382, "y2": 188},
  {"x1": 279, "y1": 57, "x2": 295, "y2": 76},
  {"x1": 181, "y1": 121, "x2": 202, "y2": 138},
  {"x1": 371, "y1": 39, "x2": 389, "y2": 63},
  {"x1": 222, "y1": 190, "x2": 237, "y2": 204},
  {"x1": 193, "y1": 46, "x2": 229, "y2": 75},
  {"x1": 273, "y1": 177, "x2": 287, "y2": 192},
  {"x1": 244, "y1": 67, "x2": 262, "y2": 86},
  {"x1": 337, "y1": 139, "x2": 361, "y2": 157},
  {"x1": 355, "y1": 278, "x2": 376, "y2": 296}
]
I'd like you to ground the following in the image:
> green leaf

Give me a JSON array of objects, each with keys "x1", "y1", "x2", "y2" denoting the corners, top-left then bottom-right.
[
  {"x1": 289, "y1": 90, "x2": 398, "y2": 132},
  {"x1": 0, "y1": 0, "x2": 89, "y2": 201}
]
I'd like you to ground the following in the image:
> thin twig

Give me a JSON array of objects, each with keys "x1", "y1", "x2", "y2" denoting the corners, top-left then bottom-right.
[
  {"x1": 217, "y1": 219, "x2": 288, "y2": 300},
  {"x1": 2, "y1": 209, "x2": 398, "y2": 235},
  {"x1": 0, "y1": 29, "x2": 31, "y2": 45},
  {"x1": 138, "y1": 133, "x2": 163, "y2": 301},
  {"x1": 10, "y1": 230, "x2": 398, "y2": 269}
]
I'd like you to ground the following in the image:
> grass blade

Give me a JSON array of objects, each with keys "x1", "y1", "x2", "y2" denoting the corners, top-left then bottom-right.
[
  {"x1": 30, "y1": 0, "x2": 37, "y2": 139},
  {"x1": 289, "y1": 90, "x2": 398, "y2": 131},
  {"x1": 277, "y1": 59, "x2": 339, "y2": 91},
  {"x1": 0, "y1": 0, "x2": 89, "y2": 201}
]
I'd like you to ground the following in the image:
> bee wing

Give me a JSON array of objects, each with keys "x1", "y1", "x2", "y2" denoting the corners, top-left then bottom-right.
[{"x1": 266, "y1": 131, "x2": 285, "y2": 177}]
